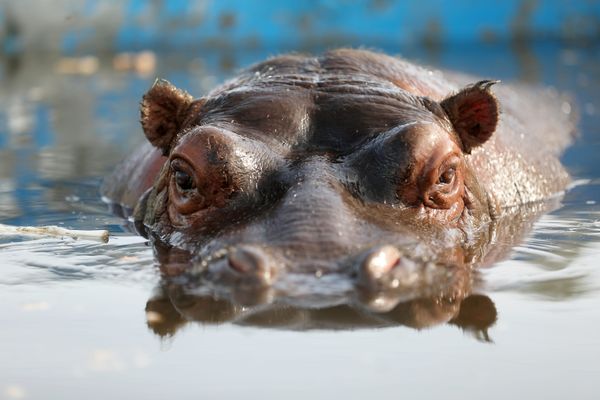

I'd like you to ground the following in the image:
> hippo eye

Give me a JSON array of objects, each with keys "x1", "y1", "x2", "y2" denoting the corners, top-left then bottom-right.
[
  {"x1": 421, "y1": 155, "x2": 464, "y2": 210},
  {"x1": 175, "y1": 170, "x2": 195, "y2": 191},
  {"x1": 170, "y1": 159, "x2": 197, "y2": 193},
  {"x1": 437, "y1": 166, "x2": 456, "y2": 185}
]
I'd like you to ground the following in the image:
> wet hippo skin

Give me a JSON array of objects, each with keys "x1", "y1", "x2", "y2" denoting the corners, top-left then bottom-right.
[{"x1": 102, "y1": 49, "x2": 575, "y2": 330}]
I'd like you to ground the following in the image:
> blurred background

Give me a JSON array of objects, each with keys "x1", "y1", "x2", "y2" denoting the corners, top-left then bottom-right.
[{"x1": 2, "y1": 0, "x2": 600, "y2": 53}]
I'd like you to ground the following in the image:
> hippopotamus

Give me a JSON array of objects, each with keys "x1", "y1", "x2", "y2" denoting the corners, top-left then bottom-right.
[{"x1": 103, "y1": 49, "x2": 575, "y2": 321}]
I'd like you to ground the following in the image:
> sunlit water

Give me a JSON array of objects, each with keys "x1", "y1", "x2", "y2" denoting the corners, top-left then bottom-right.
[{"x1": 1, "y1": 42, "x2": 599, "y2": 399}]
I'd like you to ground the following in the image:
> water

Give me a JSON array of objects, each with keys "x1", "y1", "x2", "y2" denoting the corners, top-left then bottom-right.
[{"x1": 1, "y1": 42, "x2": 599, "y2": 399}]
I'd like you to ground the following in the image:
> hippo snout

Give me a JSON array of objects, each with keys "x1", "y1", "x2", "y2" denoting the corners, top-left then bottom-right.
[{"x1": 184, "y1": 240, "x2": 461, "y2": 311}]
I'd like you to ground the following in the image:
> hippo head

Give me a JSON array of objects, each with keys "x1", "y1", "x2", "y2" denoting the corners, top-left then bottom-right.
[{"x1": 132, "y1": 51, "x2": 503, "y2": 310}]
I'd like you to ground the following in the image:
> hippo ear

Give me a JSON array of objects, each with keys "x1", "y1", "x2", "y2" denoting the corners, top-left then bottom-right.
[
  {"x1": 140, "y1": 79, "x2": 195, "y2": 155},
  {"x1": 441, "y1": 80, "x2": 500, "y2": 154}
]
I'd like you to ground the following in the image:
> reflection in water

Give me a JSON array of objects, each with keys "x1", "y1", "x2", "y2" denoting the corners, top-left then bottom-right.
[{"x1": 145, "y1": 285, "x2": 497, "y2": 341}]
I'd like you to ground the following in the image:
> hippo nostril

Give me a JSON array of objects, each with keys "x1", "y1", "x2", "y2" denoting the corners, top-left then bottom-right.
[
  {"x1": 356, "y1": 245, "x2": 404, "y2": 312},
  {"x1": 361, "y1": 245, "x2": 402, "y2": 280},
  {"x1": 227, "y1": 245, "x2": 274, "y2": 285},
  {"x1": 228, "y1": 246, "x2": 266, "y2": 273}
]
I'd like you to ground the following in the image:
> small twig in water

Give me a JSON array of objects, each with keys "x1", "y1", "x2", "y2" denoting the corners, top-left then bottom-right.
[{"x1": 0, "y1": 223, "x2": 110, "y2": 243}]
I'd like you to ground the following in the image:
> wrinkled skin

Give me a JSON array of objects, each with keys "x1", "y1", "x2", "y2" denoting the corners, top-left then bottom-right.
[{"x1": 103, "y1": 49, "x2": 575, "y2": 333}]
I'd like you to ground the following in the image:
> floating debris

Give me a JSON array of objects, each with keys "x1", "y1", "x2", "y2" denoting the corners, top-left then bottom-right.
[{"x1": 0, "y1": 223, "x2": 109, "y2": 243}]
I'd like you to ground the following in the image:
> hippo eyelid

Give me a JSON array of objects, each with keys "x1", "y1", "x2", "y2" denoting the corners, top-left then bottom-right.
[
  {"x1": 435, "y1": 157, "x2": 460, "y2": 186},
  {"x1": 174, "y1": 170, "x2": 195, "y2": 191},
  {"x1": 170, "y1": 158, "x2": 197, "y2": 189},
  {"x1": 437, "y1": 167, "x2": 456, "y2": 184}
]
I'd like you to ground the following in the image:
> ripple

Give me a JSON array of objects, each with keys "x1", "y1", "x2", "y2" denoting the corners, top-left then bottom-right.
[
  {"x1": 0, "y1": 235, "x2": 155, "y2": 286},
  {"x1": 482, "y1": 183, "x2": 600, "y2": 299}
]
